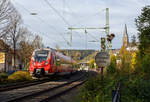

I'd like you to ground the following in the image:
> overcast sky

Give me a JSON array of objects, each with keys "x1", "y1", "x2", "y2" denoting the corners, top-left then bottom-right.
[{"x1": 12, "y1": 0, "x2": 150, "y2": 50}]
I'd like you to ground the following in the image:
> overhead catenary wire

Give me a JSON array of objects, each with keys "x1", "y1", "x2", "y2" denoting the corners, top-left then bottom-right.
[
  {"x1": 13, "y1": 1, "x2": 70, "y2": 46},
  {"x1": 22, "y1": 23, "x2": 57, "y2": 47},
  {"x1": 44, "y1": 0, "x2": 71, "y2": 26},
  {"x1": 13, "y1": 1, "x2": 124, "y2": 49},
  {"x1": 15, "y1": 0, "x2": 82, "y2": 47},
  {"x1": 44, "y1": 0, "x2": 82, "y2": 39},
  {"x1": 64, "y1": 0, "x2": 105, "y2": 27},
  {"x1": 71, "y1": 9, "x2": 106, "y2": 27},
  {"x1": 87, "y1": 32, "x2": 99, "y2": 41}
]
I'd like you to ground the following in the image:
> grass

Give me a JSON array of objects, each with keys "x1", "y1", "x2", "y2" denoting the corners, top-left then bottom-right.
[
  {"x1": 0, "y1": 72, "x2": 8, "y2": 82},
  {"x1": 0, "y1": 71, "x2": 33, "y2": 85},
  {"x1": 7, "y1": 71, "x2": 33, "y2": 82}
]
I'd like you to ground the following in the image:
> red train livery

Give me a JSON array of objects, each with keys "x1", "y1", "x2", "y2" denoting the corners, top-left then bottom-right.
[{"x1": 29, "y1": 48, "x2": 76, "y2": 76}]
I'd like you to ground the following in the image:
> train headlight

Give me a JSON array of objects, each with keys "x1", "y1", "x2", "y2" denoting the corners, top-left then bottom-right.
[{"x1": 45, "y1": 61, "x2": 48, "y2": 65}]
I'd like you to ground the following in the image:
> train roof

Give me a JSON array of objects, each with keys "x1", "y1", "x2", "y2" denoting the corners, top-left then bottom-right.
[{"x1": 34, "y1": 48, "x2": 55, "y2": 52}]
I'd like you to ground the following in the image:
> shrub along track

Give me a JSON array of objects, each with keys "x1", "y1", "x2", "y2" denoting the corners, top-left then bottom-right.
[{"x1": 0, "y1": 71, "x2": 84, "y2": 102}]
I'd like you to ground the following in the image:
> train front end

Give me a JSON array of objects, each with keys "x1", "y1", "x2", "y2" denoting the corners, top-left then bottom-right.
[{"x1": 29, "y1": 49, "x2": 51, "y2": 76}]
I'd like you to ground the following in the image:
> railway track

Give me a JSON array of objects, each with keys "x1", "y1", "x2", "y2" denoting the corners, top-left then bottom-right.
[
  {"x1": 40, "y1": 76, "x2": 86, "y2": 102},
  {"x1": 0, "y1": 78, "x2": 50, "y2": 92},
  {"x1": 0, "y1": 71, "x2": 85, "y2": 102}
]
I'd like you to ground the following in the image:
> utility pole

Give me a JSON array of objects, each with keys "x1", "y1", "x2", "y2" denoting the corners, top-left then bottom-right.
[
  {"x1": 105, "y1": 8, "x2": 109, "y2": 51},
  {"x1": 105, "y1": 8, "x2": 109, "y2": 36},
  {"x1": 68, "y1": 8, "x2": 110, "y2": 52},
  {"x1": 70, "y1": 29, "x2": 72, "y2": 47}
]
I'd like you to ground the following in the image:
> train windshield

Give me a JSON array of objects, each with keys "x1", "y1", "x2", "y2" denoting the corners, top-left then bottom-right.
[{"x1": 34, "y1": 50, "x2": 49, "y2": 62}]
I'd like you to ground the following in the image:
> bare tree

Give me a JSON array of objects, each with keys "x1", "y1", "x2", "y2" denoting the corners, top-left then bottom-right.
[
  {"x1": 0, "y1": 0, "x2": 15, "y2": 38},
  {"x1": 18, "y1": 28, "x2": 34, "y2": 67},
  {"x1": 7, "y1": 10, "x2": 22, "y2": 69},
  {"x1": 18, "y1": 29, "x2": 44, "y2": 70},
  {"x1": 32, "y1": 35, "x2": 44, "y2": 49}
]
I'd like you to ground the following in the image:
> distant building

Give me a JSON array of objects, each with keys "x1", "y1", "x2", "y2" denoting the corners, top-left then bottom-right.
[
  {"x1": 0, "y1": 40, "x2": 22, "y2": 72},
  {"x1": 111, "y1": 49, "x2": 120, "y2": 56},
  {"x1": 122, "y1": 24, "x2": 139, "y2": 51},
  {"x1": 123, "y1": 24, "x2": 129, "y2": 48},
  {"x1": 112, "y1": 24, "x2": 139, "y2": 56}
]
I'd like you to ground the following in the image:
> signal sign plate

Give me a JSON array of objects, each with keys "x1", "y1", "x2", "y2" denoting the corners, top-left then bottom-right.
[{"x1": 95, "y1": 52, "x2": 110, "y2": 67}]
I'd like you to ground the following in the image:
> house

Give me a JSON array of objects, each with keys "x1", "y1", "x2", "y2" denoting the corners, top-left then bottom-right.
[{"x1": 0, "y1": 40, "x2": 21, "y2": 72}]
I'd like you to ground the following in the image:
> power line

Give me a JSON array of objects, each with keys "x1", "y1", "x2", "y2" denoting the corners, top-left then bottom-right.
[
  {"x1": 43, "y1": 0, "x2": 83, "y2": 43},
  {"x1": 44, "y1": 0, "x2": 84, "y2": 42},
  {"x1": 22, "y1": 23, "x2": 57, "y2": 47},
  {"x1": 14, "y1": 1, "x2": 70, "y2": 46},
  {"x1": 71, "y1": 9, "x2": 105, "y2": 27},
  {"x1": 44, "y1": 0, "x2": 71, "y2": 26},
  {"x1": 87, "y1": 32, "x2": 99, "y2": 41},
  {"x1": 15, "y1": 0, "x2": 83, "y2": 48}
]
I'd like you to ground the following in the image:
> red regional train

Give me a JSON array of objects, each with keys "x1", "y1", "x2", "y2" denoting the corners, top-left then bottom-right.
[{"x1": 29, "y1": 48, "x2": 76, "y2": 77}]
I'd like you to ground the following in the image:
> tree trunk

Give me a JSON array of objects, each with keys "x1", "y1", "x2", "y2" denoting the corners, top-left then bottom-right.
[{"x1": 13, "y1": 40, "x2": 16, "y2": 70}]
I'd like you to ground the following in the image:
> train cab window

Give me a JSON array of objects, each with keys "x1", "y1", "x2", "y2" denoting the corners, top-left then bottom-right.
[{"x1": 34, "y1": 50, "x2": 49, "y2": 62}]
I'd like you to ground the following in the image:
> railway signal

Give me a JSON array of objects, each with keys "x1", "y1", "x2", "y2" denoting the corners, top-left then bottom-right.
[
  {"x1": 106, "y1": 33, "x2": 115, "y2": 52},
  {"x1": 107, "y1": 33, "x2": 115, "y2": 43},
  {"x1": 101, "y1": 37, "x2": 106, "y2": 52}
]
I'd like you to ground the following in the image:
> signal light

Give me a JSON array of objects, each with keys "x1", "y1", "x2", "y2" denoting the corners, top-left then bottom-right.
[
  {"x1": 107, "y1": 33, "x2": 115, "y2": 42},
  {"x1": 101, "y1": 37, "x2": 106, "y2": 51}
]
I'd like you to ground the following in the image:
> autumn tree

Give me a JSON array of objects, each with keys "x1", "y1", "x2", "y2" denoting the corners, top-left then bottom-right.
[
  {"x1": 107, "y1": 54, "x2": 117, "y2": 74},
  {"x1": 18, "y1": 29, "x2": 44, "y2": 69},
  {"x1": 135, "y1": 6, "x2": 150, "y2": 77},
  {"x1": 119, "y1": 46, "x2": 132, "y2": 74},
  {"x1": 131, "y1": 35, "x2": 136, "y2": 47},
  {"x1": 135, "y1": 5, "x2": 150, "y2": 56},
  {"x1": 89, "y1": 58, "x2": 95, "y2": 68}
]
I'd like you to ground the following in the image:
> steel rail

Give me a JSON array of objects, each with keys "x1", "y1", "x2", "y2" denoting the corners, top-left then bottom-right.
[
  {"x1": 40, "y1": 77, "x2": 87, "y2": 102},
  {"x1": 0, "y1": 78, "x2": 50, "y2": 92},
  {"x1": 5, "y1": 73, "x2": 85, "y2": 102},
  {"x1": 112, "y1": 83, "x2": 121, "y2": 102}
]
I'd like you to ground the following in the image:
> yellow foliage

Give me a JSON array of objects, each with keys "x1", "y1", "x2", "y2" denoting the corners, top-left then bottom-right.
[
  {"x1": 89, "y1": 59, "x2": 94, "y2": 64},
  {"x1": 88, "y1": 58, "x2": 95, "y2": 68},
  {"x1": 131, "y1": 52, "x2": 137, "y2": 72},
  {"x1": 8, "y1": 71, "x2": 33, "y2": 82},
  {"x1": 110, "y1": 54, "x2": 116, "y2": 62}
]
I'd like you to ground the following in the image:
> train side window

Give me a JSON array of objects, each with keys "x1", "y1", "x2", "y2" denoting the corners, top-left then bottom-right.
[
  {"x1": 51, "y1": 55, "x2": 54, "y2": 64},
  {"x1": 54, "y1": 56, "x2": 56, "y2": 64}
]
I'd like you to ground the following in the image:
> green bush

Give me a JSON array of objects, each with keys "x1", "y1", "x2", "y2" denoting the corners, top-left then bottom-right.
[
  {"x1": 8, "y1": 71, "x2": 33, "y2": 82},
  {"x1": 80, "y1": 75, "x2": 116, "y2": 102},
  {"x1": 107, "y1": 55, "x2": 117, "y2": 75},
  {"x1": 0, "y1": 72, "x2": 8, "y2": 82},
  {"x1": 121, "y1": 76, "x2": 150, "y2": 102}
]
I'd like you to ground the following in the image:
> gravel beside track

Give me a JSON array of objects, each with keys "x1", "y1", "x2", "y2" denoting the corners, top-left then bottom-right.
[
  {"x1": 40, "y1": 76, "x2": 86, "y2": 102},
  {"x1": 0, "y1": 78, "x2": 50, "y2": 92},
  {"x1": 0, "y1": 71, "x2": 83, "y2": 102}
]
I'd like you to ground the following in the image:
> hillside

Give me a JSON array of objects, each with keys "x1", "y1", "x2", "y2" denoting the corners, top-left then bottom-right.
[{"x1": 58, "y1": 49, "x2": 97, "y2": 62}]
